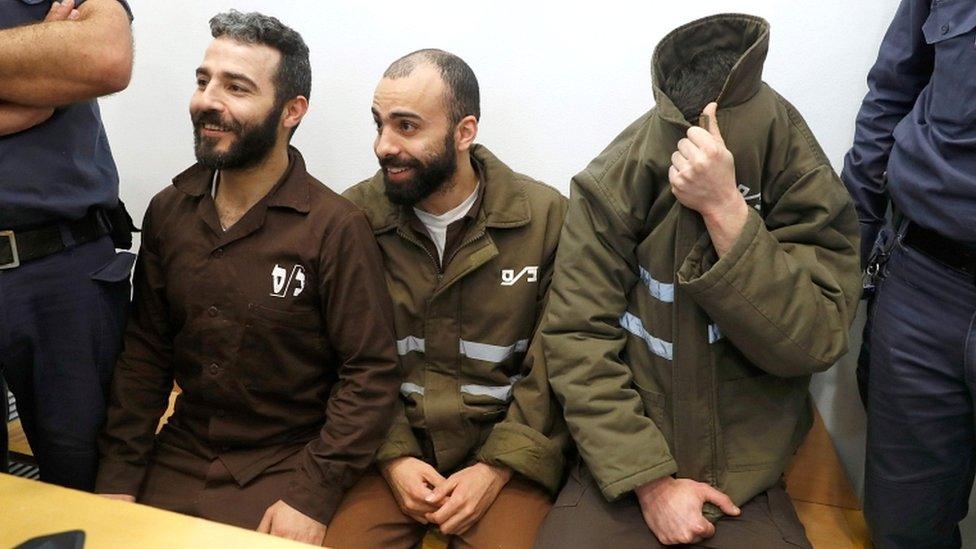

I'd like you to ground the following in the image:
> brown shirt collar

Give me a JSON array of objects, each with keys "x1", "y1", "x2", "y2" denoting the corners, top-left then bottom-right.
[{"x1": 172, "y1": 146, "x2": 311, "y2": 214}]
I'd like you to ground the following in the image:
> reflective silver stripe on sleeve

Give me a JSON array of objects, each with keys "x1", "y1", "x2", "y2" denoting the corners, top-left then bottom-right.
[
  {"x1": 396, "y1": 336, "x2": 425, "y2": 356},
  {"x1": 400, "y1": 382, "x2": 425, "y2": 397},
  {"x1": 460, "y1": 375, "x2": 524, "y2": 402},
  {"x1": 639, "y1": 267, "x2": 674, "y2": 303},
  {"x1": 459, "y1": 339, "x2": 529, "y2": 363},
  {"x1": 708, "y1": 324, "x2": 724, "y2": 344},
  {"x1": 619, "y1": 312, "x2": 673, "y2": 361}
]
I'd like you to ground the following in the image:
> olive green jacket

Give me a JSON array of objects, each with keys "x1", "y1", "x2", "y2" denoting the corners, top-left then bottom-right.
[
  {"x1": 344, "y1": 145, "x2": 569, "y2": 493},
  {"x1": 543, "y1": 14, "x2": 861, "y2": 516}
]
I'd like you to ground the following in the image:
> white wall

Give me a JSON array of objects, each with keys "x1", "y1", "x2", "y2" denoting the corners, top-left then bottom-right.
[{"x1": 105, "y1": 0, "x2": 976, "y2": 542}]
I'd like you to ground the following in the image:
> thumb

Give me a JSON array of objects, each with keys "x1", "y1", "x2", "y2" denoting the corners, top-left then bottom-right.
[
  {"x1": 256, "y1": 506, "x2": 274, "y2": 534},
  {"x1": 701, "y1": 102, "x2": 723, "y2": 141},
  {"x1": 702, "y1": 485, "x2": 740, "y2": 516}
]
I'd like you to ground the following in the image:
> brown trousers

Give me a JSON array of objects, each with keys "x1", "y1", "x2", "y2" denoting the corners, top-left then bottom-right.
[
  {"x1": 137, "y1": 442, "x2": 298, "y2": 530},
  {"x1": 535, "y1": 464, "x2": 811, "y2": 549},
  {"x1": 324, "y1": 468, "x2": 552, "y2": 549}
]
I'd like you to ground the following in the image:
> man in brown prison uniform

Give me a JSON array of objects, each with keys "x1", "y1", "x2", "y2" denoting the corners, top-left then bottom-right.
[
  {"x1": 94, "y1": 11, "x2": 400, "y2": 545},
  {"x1": 323, "y1": 50, "x2": 569, "y2": 549}
]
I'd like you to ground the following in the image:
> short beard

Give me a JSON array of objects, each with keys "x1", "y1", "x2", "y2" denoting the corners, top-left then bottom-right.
[
  {"x1": 381, "y1": 132, "x2": 458, "y2": 207},
  {"x1": 192, "y1": 102, "x2": 282, "y2": 171}
]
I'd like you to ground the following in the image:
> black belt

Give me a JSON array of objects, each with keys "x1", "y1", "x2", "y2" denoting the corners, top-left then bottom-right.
[
  {"x1": 0, "y1": 211, "x2": 110, "y2": 270},
  {"x1": 902, "y1": 222, "x2": 976, "y2": 277}
]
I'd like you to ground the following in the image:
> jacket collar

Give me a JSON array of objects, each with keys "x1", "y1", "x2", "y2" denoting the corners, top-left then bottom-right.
[
  {"x1": 651, "y1": 13, "x2": 770, "y2": 127},
  {"x1": 172, "y1": 146, "x2": 312, "y2": 214},
  {"x1": 362, "y1": 144, "x2": 532, "y2": 234}
]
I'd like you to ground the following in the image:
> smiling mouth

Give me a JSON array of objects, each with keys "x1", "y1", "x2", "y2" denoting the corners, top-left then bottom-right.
[
  {"x1": 386, "y1": 166, "x2": 410, "y2": 175},
  {"x1": 201, "y1": 123, "x2": 233, "y2": 133}
]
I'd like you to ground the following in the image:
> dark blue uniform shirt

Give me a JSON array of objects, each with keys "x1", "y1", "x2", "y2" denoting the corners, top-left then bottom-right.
[
  {"x1": 843, "y1": 0, "x2": 976, "y2": 252},
  {"x1": 0, "y1": 0, "x2": 132, "y2": 230}
]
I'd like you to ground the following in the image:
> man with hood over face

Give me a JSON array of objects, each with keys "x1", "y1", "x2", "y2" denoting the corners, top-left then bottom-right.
[{"x1": 536, "y1": 14, "x2": 861, "y2": 548}]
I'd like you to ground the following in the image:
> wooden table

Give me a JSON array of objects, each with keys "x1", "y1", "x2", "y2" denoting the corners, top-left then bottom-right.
[{"x1": 0, "y1": 474, "x2": 312, "y2": 548}]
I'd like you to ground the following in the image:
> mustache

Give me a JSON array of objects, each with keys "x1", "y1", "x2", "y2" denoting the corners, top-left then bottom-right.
[
  {"x1": 379, "y1": 155, "x2": 421, "y2": 170},
  {"x1": 192, "y1": 110, "x2": 242, "y2": 134}
]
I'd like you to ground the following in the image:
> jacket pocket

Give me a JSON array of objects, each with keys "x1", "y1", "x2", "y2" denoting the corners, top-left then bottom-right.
[
  {"x1": 717, "y1": 374, "x2": 808, "y2": 471},
  {"x1": 238, "y1": 303, "x2": 324, "y2": 392},
  {"x1": 922, "y1": 0, "x2": 976, "y2": 44},
  {"x1": 90, "y1": 251, "x2": 136, "y2": 383},
  {"x1": 246, "y1": 302, "x2": 319, "y2": 330},
  {"x1": 633, "y1": 380, "x2": 673, "y2": 447}
]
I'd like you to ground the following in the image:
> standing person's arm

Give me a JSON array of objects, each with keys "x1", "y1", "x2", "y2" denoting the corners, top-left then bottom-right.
[
  {"x1": 258, "y1": 211, "x2": 401, "y2": 544},
  {"x1": 0, "y1": 0, "x2": 133, "y2": 106},
  {"x1": 0, "y1": 2, "x2": 82, "y2": 135},
  {"x1": 842, "y1": 0, "x2": 933, "y2": 263},
  {"x1": 0, "y1": 102, "x2": 53, "y2": 136}
]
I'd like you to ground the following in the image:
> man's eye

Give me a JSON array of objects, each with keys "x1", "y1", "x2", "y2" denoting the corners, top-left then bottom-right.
[
  {"x1": 229, "y1": 84, "x2": 245, "y2": 93},
  {"x1": 196, "y1": 79, "x2": 208, "y2": 88},
  {"x1": 399, "y1": 121, "x2": 415, "y2": 132}
]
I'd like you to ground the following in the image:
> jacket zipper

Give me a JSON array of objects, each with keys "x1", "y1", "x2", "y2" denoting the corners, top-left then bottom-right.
[
  {"x1": 445, "y1": 229, "x2": 486, "y2": 268},
  {"x1": 397, "y1": 228, "x2": 443, "y2": 280}
]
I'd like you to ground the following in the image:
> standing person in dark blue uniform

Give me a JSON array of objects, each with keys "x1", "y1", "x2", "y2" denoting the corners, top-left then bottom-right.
[
  {"x1": 0, "y1": 0, "x2": 134, "y2": 490},
  {"x1": 844, "y1": 1, "x2": 976, "y2": 547}
]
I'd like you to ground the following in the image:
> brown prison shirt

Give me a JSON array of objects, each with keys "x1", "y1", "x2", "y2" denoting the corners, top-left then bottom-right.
[{"x1": 95, "y1": 147, "x2": 401, "y2": 524}]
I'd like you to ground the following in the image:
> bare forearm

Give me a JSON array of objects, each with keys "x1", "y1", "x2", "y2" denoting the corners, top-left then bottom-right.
[
  {"x1": 0, "y1": 0, "x2": 132, "y2": 106},
  {"x1": 702, "y1": 196, "x2": 748, "y2": 257},
  {"x1": 0, "y1": 101, "x2": 54, "y2": 136}
]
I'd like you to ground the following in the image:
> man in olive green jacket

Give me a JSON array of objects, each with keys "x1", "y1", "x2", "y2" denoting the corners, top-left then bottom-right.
[
  {"x1": 536, "y1": 14, "x2": 861, "y2": 548},
  {"x1": 324, "y1": 49, "x2": 568, "y2": 549}
]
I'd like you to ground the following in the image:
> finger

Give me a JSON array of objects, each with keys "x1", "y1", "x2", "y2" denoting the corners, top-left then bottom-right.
[
  {"x1": 696, "y1": 517, "x2": 716, "y2": 538},
  {"x1": 429, "y1": 493, "x2": 465, "y2": 525},
  {"x1": 668, "y1": 164, "x2": 680, "y2": 182},
  {"x1": 426, "y1": 475, "x2": 459, "y2": 505},
  {"x1": 676, "y1": 138, "x2": 700, "y2": 166},
  {"x1": 439, "y1": 507, "x2": 471, "y2": 535},
  {"x1": 420, "y1": 463, "x2": 448, "y2": 487},
  {"x1": 702, "y1": 102, "x2": 722, "y2": 140},
  {"x1": 702, "y1": 486, "x2": 740, "y2": 516},
  {"x1": 256, "y1": 508, "x2": 273, "y2": 534},
  {"x1": 685, "y1": 126, "x2": 719, "y2": 153},
  {"x1": 45, "y1": 1, "x2": 64, "y2": 21},
  {"x1": 68, "y1": 9, "x2": 80, "y2": 20},
  {"x1": 670, "y1": 150, "x2": 690, "y2": 173}
]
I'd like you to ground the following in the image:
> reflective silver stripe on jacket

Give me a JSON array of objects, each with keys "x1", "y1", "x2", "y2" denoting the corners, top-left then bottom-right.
[
  {"x1": 708, "y1": 324, "x2": 724, "y2": 344},
  {"x1": 459, "y1": 339, "x2": 529, "y2": 363},
  {"x1": 400, "y1": 376, "x2": 525, "y2": 402},
  {"x1": 639, "y1": 266, "x2": 674, "y2": 303},
  {"x1": 619, "y1": 312, "x2": 673, "y2": 360},
  {"x1": 399, "y1": 382, "x2": 425, "y2": 397},
  {"x1": 460, "y1": 375, "x2": 525, "y2": 402},
  {"x1": 396, "y1": 336, "x2": 425, "y2": 356}
]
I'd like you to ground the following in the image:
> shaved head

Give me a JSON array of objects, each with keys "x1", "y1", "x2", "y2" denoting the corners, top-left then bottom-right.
[{"x1": 383, "y1": 48, "x2": 480, "y2": 124}]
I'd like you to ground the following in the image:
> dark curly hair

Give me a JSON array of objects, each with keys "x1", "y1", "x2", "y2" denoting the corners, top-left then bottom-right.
[{"x1": 209, "y1": 10, "x2": 311, "y2": 106}]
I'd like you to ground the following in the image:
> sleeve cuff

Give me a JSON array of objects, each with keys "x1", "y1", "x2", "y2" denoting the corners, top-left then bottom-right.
[
  {"x1": 375, "y1": 422, "x2": 423, "y2": 463},
  {"x1": 676, "y1": 207, "x2": 763, "y2": 294},
  {"x1": 475, "y1": 422, "x2": 565, "y2": 495},
  {"x1": 597, "y1": 458, "x2": 678, "y2": 501},
  {"x1": 283, "y1": 475, "x2": 344, "y2": 526}
]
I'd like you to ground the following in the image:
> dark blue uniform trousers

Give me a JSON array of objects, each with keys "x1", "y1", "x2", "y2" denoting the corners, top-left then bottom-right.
[
  {"x1": 864, "y1": 239, "x2": 976, "y2": 548},
  {"x1": 0, "y1": 235, "x2": 130, "y2": 490}
]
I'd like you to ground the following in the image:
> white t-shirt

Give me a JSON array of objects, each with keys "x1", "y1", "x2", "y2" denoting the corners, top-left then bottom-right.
[{"x1": 413, "y1": 184, "x2": 480, "y2": 263}]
